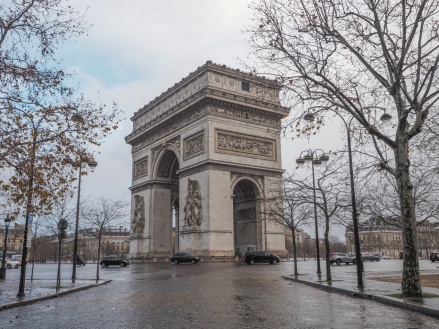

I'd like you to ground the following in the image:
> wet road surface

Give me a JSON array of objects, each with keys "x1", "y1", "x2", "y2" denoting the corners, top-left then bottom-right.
[{"x1": 0, "y1": 261, "x2": 438, "y2": 329}]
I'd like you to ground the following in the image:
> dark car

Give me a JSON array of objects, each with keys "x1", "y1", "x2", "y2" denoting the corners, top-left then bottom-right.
[
  {"x1": 100, "y1": 255, "x2": 130, "y2": 267},
  {"x1": 330, "y1": 253, "x2": 357, "y2": 265},
  {"x1": 430, "y1": 252, "x2": 439, "y2": 262},
  {"x1": 242, "y1": 251, "x2": 280, "y2": 265},
  {"x1": 362, "y1": 253, "x2": 381, "y2": 261},
  {"x1": 170, "y1": 253, "x2": 200, "y2": 264}
]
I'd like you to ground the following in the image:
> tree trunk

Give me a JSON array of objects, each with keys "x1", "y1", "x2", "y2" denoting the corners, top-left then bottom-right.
[
  {"x1": 96, "y1": 235, "x2": 101, "y2": 283},
  {"x1": 324, "y1": 218, "x2": 331, "y2": 282},
  {"x1": 395, "y1": 129, "x2": 422, "y2": 297},
  {"x1": 292, "y1": 227, "x2": 298, "y2": 276}
]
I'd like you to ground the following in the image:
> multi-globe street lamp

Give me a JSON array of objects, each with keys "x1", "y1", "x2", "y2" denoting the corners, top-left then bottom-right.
[
  {"x1": 302, "y1": 110, "x2": 391, "y2": 289},
  {"x1": 0, "y1": 215, "x2": 11, "y2": 280},
  {"x1": 296, "y1": 149, "x2": 330, "y2": 279},
  {"x1": 63, "y1": 112, "x2": 98, "y2": 284},
  {"x1": 64, "y1": 154, "x2": 97, "y2": 283}
]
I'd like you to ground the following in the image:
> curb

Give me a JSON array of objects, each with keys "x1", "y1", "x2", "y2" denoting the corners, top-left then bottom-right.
[
  {"x1": 0, "y1": 280, "x2": 112, "y2": 312},
  {"x1": 282, "y1": 276, "x2": 439, "y2": 319}
]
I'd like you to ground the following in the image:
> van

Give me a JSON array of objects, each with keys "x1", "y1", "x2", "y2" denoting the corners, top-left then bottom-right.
[
  {"x1": 10, "y1": 255, "x2": 22, "y2": 263},
  {"x1": 242, "y1": 251, "x2": 280, "y2": 265}
]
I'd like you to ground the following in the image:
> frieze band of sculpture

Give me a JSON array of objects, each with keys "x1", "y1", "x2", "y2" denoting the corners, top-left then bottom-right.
[
  {"x1": 217, "y1": 131, "x2": 274, "y2": 158},
  {"x1": 183, "y1": 178, "x2": 203, "y2": 226}
]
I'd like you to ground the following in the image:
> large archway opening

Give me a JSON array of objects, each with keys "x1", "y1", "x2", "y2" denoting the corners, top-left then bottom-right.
[
  {"x1": 154, "y1": 150, "x2": 179, "y2": 255},
  {"x1": 233, "y1": 180, "x2": 259, "y2": 255}
]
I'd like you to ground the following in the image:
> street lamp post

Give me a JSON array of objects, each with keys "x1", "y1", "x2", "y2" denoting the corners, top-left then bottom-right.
[
  {"x1": 303, "y1": 110, "x2": 391, "y2": 289},
  {"x1": 65, "y1": 155, "x2": 97, "y2": 283},
  {"x1": 0, "y1": 215, "x2": 11, "y2": 280},
  {"x1": 296, "y1": 149, "x2": 330, "y2": 279},
  {"x1": 56, "y1": 219, "x2": 68, "y2": 293}
]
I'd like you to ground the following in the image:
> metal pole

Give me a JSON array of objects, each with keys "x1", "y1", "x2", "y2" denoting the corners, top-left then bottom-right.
[
  {"x1": 311, "y1": 156, "x2": 322, "y2": 278},
  {"x1": 56, "y1": 236, "x2": 62, "y2": 292},
  {"x1": 0, "y1": 223, "x2": 10, "y2": 279},
  {"x1": 72, "y1": 159, "x2": 82, "y2": 283},
  {"x1": 346, "y1": 127, "x2": 364, "y2": 288}
]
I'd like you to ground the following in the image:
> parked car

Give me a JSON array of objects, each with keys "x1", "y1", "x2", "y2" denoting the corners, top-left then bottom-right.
[
  {"x1": 170, "y1": 253, "x2": 200, "y2": 264},
  {"x1": 330, "y1": 253, "x2": 357, "y2": 265},
  {"x1": 430, "y1": 252, "x2": 439, "y2": 262},
  {"x1": 0, "y1": 258, "x2": 21, "y2": 269},
  {"x1": 99, "y1": 255, "x2": 130, "y2": 267},
  {"x1": 362, "y1": 253, "x2": 381, "y2": 261},
  {"x1": 242, "y1": 251, "x2": 280, "y2": 265}
]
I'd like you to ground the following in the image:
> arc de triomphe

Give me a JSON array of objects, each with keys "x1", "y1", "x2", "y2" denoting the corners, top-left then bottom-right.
[{"x1": 125, "y1": 61, "x2": 288, "y2": 258}]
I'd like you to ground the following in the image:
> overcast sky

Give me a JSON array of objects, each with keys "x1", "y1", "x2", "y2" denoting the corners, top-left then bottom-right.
[{"x1": 56, "y1": 1, "x2": 345, "y2": 238}]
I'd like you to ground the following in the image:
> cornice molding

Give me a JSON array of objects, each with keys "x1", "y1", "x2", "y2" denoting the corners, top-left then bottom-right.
[
  {"x1": 177, "y1": 160, "x2": 284, "y2": 178},
  {"x1": 132, "y1": 61, "x2": 280, "y2": 119},
  {"x1": 126, "y1": 96, "x2": 286, "y2": 148}
]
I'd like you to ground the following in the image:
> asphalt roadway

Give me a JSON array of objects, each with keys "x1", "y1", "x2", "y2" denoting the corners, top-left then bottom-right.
[{"x1": 0, "y1": 259, "x2": 438, "y2": 329}]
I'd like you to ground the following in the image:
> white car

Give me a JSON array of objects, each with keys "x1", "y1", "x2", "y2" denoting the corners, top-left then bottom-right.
[{"x1": 0, "y1": 258, "x2": 21, "y2": 269}]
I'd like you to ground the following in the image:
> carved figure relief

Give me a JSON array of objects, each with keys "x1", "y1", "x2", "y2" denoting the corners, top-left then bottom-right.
[
  {"x1": 166, "y1": 136, "x2": 181, "y2": 154},
  {"x1": 216, "y1": 130, "x2": 275, "y2": 159},
  {"x1": 184, "y1": 131, "x2": 205, "y2": 159},
  {"x1": 134, "y1": 157, "x2": 148, "y2": 178},
  {"x1": 183, "y1": 178, "x2": 203, "y2": 227},
  {"x1": 151, "y1": 145, "x2": 162, "y2": 164},
  {"x1": 131, "y1": 195, "x2": 145, "y2": 237}
]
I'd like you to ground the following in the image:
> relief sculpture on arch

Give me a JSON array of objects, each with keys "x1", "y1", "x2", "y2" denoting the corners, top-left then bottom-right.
[
  {"x1": 183, "y1": 178, "x2": 203, "y2": 227},
  {"x1": 131, "y1": 195, "x2": 145, "y2": 237}
]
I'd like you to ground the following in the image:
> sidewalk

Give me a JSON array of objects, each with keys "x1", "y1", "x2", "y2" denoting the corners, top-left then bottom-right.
[
  {"x1": 0, "y1": 278, "x2": 110, "y2": 311},
  {"x1": 283, "y1": 267, "x2": 439, "y2": 318}
]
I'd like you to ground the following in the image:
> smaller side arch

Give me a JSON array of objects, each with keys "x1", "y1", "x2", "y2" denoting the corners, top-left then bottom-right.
[
  {"x1": 230, "y1": 176, "x2": 263, "y2": 200},
  {"x1": 152, "y1": 147, "x2": 180, "y2": 180}
]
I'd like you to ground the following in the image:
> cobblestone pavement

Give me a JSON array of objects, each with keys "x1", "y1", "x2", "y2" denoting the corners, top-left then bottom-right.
[{"x1": 0, "y1": 261, "x2": 438, "y2": 329}]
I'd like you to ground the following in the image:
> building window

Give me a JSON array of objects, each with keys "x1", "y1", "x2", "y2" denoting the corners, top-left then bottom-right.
[{"x1": 241, "y1": 81, "x2": 250, "y2": 92}]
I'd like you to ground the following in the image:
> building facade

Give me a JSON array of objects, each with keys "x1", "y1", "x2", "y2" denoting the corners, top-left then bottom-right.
[
  {"x1": 125, "y1": 61, "x2": 289, "y2": 258},
  {"x1": 31, "y1": 227, "x2": 130, "y2": 262},
  {"x1": 0, "y1": 223, "x2": 25, "y2": 259},
  {"x1": 345, "y1": 217, "x2": 439, "y2": 259}
]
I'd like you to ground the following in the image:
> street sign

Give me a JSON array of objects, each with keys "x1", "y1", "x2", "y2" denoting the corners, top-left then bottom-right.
[{"x1": 26, "y1": 226, "x2": 32, "y2": 247}]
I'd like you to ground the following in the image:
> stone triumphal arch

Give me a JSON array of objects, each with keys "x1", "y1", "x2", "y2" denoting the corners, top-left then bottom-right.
[{"x1": 125, "y1": 61, "x2": 288, "y2": 258}]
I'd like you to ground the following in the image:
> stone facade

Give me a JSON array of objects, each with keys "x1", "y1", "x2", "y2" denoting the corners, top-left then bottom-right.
[
  {"x1": 125, "y1": 61, "x2": 289, "y2": 258},
  {"x1": 345, "y1": 217, "x2": 439, "y2": 259}
]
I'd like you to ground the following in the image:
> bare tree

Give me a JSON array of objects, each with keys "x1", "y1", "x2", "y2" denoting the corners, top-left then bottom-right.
[
  {"x1": 248, "y1": 0, "x2": 439, "y2": 297},
  {"x1": 29, "y1": 216, "x2": 51, "y2": 281},
  {"x1": 82, "y1": 197, "x2": 129, "y2": 283},
  {"x1": 265, "y1": 174, "x2": 313, "y2": 275},
  {"x1": 290, "y1": 161, "x2": 345, "y2": 281}
]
